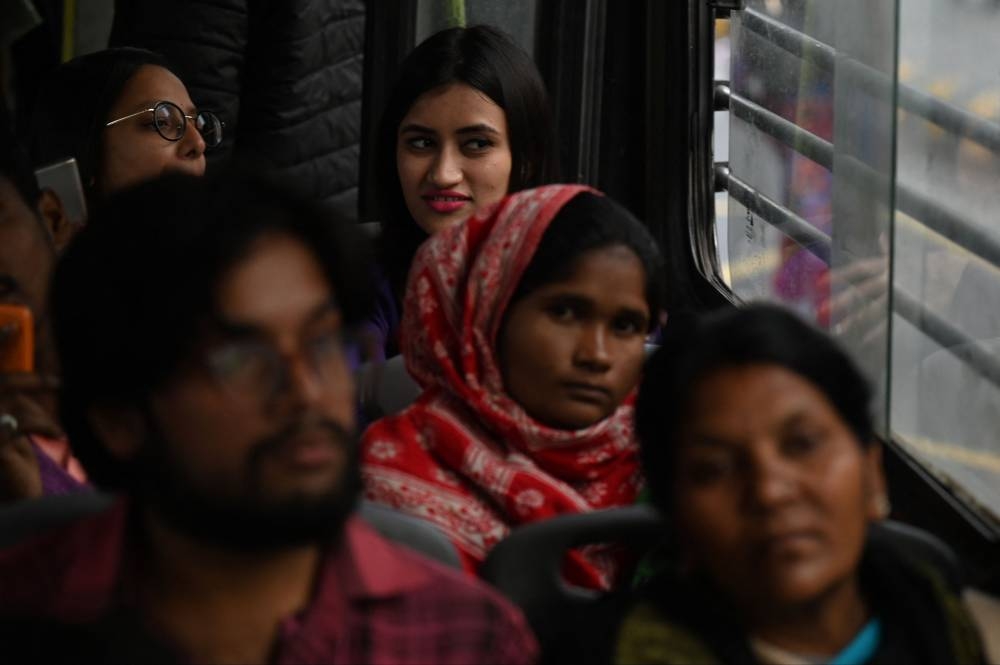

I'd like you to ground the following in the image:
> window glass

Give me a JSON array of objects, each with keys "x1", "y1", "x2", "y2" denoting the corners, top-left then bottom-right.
[
  {"x1": 415, "y1": 0, "x2": 537, "y2": 56},
  {"x1": 719, "y1": 0, "x2": 1000, "y2": 523},
  {"x1": 726, "y1": 1, "x2": 840, "y2": 316},
  {"x1": 891, "y1": 0, "x2": 1000, "y2": 521},
  {"x1": 724, "y1": 0, "x2": 894, "y2": 432}
]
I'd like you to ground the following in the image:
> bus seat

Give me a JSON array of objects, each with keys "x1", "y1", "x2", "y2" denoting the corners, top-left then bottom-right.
[
  {"x1": 359, "y1": 353, "x2": 422, "y2": 418},
  {"x1": 869, "y1": 518, "x2": 965, "y2": 592},
  {"x1": 480, "y1": 505, "x2": 664, "y2": 660},
  {"x1": 0, "y1": 491, "x2": 114, "y2": 549},
  {"x1": 357, "y1": 221, "x2": 381, "y2": 238},
  {"x1": 0, "y1": 492, "x2": 461, "y2": 569},
  {"x1": 358, "y1": 499, "x2": 462, "y2": 569}
]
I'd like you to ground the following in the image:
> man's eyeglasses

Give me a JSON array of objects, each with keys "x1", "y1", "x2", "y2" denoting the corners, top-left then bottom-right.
[
  {"x1": 203, "y1": 329, "x2": 357, "y2": 403},
  {"x1": 105, "y1": 100, "x2": 224, "y2": 149}
]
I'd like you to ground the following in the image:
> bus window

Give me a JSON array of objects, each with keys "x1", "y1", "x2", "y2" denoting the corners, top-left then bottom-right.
[
  {"x1": 719, "y1": 0, "x2": 895, "y2": 419},
  {"x1": 892, "y1": 0, "x2": 1000, "y2": 526},
  {"x1": 713, "y1": 0, "x2": 1000, "y2": 527},
  {"x1": 414, "y1": 0, "x2": 538, "y2": 56}
]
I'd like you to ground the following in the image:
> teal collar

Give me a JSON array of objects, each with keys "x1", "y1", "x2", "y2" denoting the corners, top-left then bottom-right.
[{"x1": 830, "y1": 618, "x2": 882, "y2": 665}]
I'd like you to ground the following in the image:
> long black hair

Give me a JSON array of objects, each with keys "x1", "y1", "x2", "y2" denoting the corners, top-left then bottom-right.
[
  {"x1": 376, "y1": 25, "x2": 559, "y2": 294},
  {"x1": 28, "y1": 47, "x2": 172, "y2": 202},
  {"x1": 0, "y1": 100, "x2": 42, "y2": 209}
]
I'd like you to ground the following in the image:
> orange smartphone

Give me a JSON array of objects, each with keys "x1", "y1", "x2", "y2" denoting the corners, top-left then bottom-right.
[{"x1": 0, "y1": 304, "x2": 34, "y2": 373}]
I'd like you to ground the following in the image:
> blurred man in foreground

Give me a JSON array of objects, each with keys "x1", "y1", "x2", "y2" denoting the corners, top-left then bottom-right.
[{"x1": 0, "y1": 173, "x2": 537, "y2": 664}]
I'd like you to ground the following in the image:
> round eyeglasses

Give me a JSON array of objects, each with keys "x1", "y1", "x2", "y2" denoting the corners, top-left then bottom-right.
[{"x1": 105, "y1": 100, "x2": 224, "y2": 149}]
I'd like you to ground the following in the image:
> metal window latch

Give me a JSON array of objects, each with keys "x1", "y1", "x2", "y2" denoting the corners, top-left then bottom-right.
[{"x1": 709, "y1": 0, "x2": 746, "y2": 17}]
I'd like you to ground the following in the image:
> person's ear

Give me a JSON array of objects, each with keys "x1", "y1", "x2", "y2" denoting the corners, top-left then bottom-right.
[
  {"x1": 87, "y1": 405, "x2": 147, "y2": 462},
  {"x1": 863, "y1": 442, "x2": 890, "y2": 520},
  {"x1": 35, "y1": 188, "x2": 78, "y2": 252}
]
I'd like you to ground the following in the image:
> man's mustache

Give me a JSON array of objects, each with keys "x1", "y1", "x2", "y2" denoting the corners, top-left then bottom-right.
[{"x1": 250, "y1": 417, "x2": 355, "y2": 463}]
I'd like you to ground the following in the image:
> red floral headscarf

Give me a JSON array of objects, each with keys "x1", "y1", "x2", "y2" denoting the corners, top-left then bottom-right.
[{"x1": 361, "y1": 185, "x2": 644, "y2": 589}]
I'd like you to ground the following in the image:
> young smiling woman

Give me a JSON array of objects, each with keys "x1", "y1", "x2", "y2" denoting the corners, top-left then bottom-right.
[
  {"x1": 361, "y1": 185, "x2": 666, "y2": 588},
  {"x1": 366, "y1": 25, "x2": 558, "y2": 360},
  {"x1": 395, "y1": 82, "x2": 512, "y2": 236}
]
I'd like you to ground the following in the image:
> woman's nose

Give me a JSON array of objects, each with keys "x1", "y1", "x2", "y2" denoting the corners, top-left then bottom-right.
[
  {"x1": 573, "y1": 325, "x2": 612, "y2": 371},
  {"x1": 745, "y1": 450, "x2": 799, "y2": 510},
  {"x1": 427, "y1": 146, "x2": 463, "y2": 187},
  {"x1": 179, "y1": 119, "x2": 207, "y2": 161}
]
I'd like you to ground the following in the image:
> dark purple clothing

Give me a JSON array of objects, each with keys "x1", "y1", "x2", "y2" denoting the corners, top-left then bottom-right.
[
  {"x1": 361, "y1": 272, "x2": 402, "y2": 362},
  {"x1": 30, "y1": 438, "x2": 85, "y2": 496}
]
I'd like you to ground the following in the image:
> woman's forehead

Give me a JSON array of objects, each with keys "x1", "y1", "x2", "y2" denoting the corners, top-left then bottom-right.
[
  {"x1": 531, "y1": 246, "x2": 646, "y2": 296},
  {"x1": 403, "y1": 82, "x2": 505, "y2": 126},
  {"x1": 112, "y1": 65, "x2": 194, "y2": 114},
  {"x1": 682, "y1": 364, "x2": 842, "y2": 437}
]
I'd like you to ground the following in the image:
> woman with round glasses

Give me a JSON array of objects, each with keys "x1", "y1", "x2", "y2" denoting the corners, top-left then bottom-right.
[{"x1": 29, "y1": 47, "x2": 222, "y2": 210}]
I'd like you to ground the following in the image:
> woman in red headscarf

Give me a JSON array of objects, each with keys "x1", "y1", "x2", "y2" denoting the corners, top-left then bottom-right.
[{"x1": 361, "y1": 184, "x2": 666, "y2": 589}]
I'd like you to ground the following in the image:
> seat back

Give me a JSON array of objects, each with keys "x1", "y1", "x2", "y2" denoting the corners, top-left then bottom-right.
[
  {"x1": 358, "y1": 353, "x2": 422, "y2": 418},
  {"x1": 358, "y1": 500, "x2": 462, "y2": 568},
  {"x1": 0, "y1": 493, "x2": 461, "y2": 569},
  {"x1": 0, "y1": 491, "x2": 114, "y2": 549},
  {"x1": 869, "y1": 518, "x2": 965, "y2": 591},
  {"x1": 357, "y1": 221, "x2": 381, "y2": 238},
  {"x1": 480, "y1": 505, "x2": 664, "y2": 631}
]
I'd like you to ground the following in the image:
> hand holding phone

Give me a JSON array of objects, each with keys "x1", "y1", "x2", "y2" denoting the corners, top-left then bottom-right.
[
  {"x1": 35, "y1": 158, "x2": 87, "y2": 226},
  {"x1": 0, "y1": 389, "x2": 44, "y2": 500},
  {"x1": 0, "y1": 305, "x2": 34, "y2": 373}
]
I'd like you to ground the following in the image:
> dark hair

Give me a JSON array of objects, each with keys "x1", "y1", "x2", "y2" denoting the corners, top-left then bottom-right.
[
  {"x1": 0, "y1": 100, "x2": 42, "y2": 208},
  {"x1": 52, "y1": 171, "x2": 375, "y2": 489},
  {"x1": 28, "y1": 47, "x2": 172, "y2": 199},
  {"x1": 636, "y1": 305, "x2": 874, "y2": 516},
  {"x1": 377, "y1": 25, "x2": 559, "y2": 293},
  {"x1": 510, "y1": 192, "x2": 666, "y2": 326}
]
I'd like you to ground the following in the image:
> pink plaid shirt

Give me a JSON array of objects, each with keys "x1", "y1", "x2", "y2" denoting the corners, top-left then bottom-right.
[{"x1": 0, "y1": 500, "x2": 538, "y2": 664}]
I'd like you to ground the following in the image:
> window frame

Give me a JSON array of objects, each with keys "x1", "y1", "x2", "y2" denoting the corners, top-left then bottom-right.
[{"x1": 359, "y1": 0, "x2": 419, "y2": 223}]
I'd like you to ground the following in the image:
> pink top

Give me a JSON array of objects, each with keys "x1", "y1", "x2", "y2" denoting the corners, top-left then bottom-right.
[{"x1": 32, "y1": 435, "x2": 87, "y2": 484}]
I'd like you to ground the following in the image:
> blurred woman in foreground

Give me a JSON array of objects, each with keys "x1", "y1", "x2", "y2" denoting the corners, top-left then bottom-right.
[{"x1": 615, "y1": 305, "x2": 985, "y2": 664}]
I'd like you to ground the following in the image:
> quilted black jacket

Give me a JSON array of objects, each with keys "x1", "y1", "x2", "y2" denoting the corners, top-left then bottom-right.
[{"x1": 110, "y1": 0, "x2": 365, "y2": 220}]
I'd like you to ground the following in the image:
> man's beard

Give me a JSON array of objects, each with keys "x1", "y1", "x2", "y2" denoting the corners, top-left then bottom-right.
[{"x1": 129, "y1": 416, "x2": 361, "y2": 553}]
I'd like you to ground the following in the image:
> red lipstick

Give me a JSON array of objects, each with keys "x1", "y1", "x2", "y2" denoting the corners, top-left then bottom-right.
[{"x1": 422, "y1": 189, "x2": 472, "y2": 214}]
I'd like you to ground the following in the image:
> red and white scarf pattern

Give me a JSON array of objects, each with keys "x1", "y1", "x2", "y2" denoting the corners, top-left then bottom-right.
[{"x1": 361, "y1": 185, "x2": 644, "y2": 589}]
